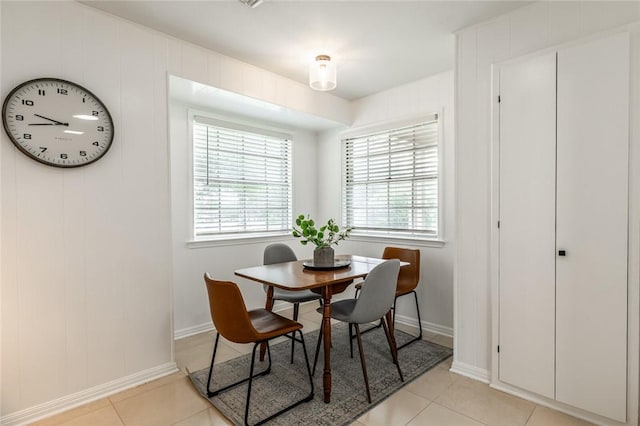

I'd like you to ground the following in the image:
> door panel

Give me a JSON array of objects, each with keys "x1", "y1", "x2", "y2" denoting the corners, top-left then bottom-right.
[
  {"x1": 556, "y1": 32, "x2": 629, "y2": 422},
  {"x1": 498, "y1": 52, "x2": 557, "y2": 399}
]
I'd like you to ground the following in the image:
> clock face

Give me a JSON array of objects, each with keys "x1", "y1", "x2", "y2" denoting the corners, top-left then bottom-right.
[{"x1": 2, "y1": 78, "x2": 114, "y2": 168}]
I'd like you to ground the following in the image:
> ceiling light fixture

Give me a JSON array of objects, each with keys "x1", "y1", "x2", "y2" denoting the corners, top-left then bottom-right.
[
  {"x1": 309, "y1": 55, "x2": 336, "y2": 92},
  {"x1": 238, "y1": 0, "x2": 263, "y2": 8}
]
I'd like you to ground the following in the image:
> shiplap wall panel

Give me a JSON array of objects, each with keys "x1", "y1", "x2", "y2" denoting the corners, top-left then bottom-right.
[
  {"x1": 455, "y1": 27, "x2": 481, "y2": 368},
  {"x1": 58, "y1": 4, "x2": 89, "y2": 398},
  {"x1": 1, "y1": 1, "x2": 350, "y2": 417}
]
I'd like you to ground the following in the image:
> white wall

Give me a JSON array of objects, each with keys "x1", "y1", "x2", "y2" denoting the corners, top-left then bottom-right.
[
  {"x1": 454, "y1": 1, "x2": 640, "y2": 424},
  {"x1": 169, "y1": 100, "x2": 320, "y2": 336},
  {"x1": 0, "y1": 1, "x2": 349, "y2": 423},
  {"x1": 317, "y1": 71, "x2": 456, "y2": 334}
]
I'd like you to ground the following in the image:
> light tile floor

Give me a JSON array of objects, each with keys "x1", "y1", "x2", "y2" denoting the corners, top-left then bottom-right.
[{"x1": 31, "y1": 302, "x2": 593, "y2": 426}]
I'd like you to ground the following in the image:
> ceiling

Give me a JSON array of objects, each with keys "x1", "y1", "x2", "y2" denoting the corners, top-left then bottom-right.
[{"x1": 81, "y1": 0, "x2": 530, "y2": 101}]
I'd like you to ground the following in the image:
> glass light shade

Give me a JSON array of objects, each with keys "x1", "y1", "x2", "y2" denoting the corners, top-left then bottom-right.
[{"x1": 309, "y1": 55, "x2": 336, "y2": 91}]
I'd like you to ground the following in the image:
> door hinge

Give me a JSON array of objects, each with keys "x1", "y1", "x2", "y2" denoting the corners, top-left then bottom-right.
[
  {"x1": 497, "y1": 220, "x2": 500, "y2": 229},
  {"x1": 498, "y1": 95, "x2": 501, "y2": 103},
  {"x1": 497, "y1": 345, "x2": 500, "y2": 353}
]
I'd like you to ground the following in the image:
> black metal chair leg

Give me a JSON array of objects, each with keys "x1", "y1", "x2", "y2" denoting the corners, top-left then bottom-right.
[
  {"x1": 291, "y1": 303, "x2": 300, "y2": 363},
  {"x1": 206, "y1": 333, "x2": 221, "y2": 397},
  {"x1": 312, "y1": 321, "x2": 323, "y2": 376},
  {"x1": 244, "y1": 343, "x2": 260, "y2": 426},
  {"x1": 297, "y1": 330, "x2": 315, "y2": 399},
  {"x1": 396, "y1": 291, "x2": 423, "y2": 350},
  {"x1": 353, "y1": 324, "x2": 372, "y2": 403},
  {"x1": 207, "y1": 334, "x2": 272, "y2": 398},
  {"x1": 250, "y1": 331, "x2": 314, "y2": 426},
  {"x1": 349, "y1": 323, "x2": 354, "y2": 358}
]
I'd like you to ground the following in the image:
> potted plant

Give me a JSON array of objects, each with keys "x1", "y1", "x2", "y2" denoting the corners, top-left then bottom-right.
[{"x1": 292, "y1": 214, "x2": 352, "y2": 266}]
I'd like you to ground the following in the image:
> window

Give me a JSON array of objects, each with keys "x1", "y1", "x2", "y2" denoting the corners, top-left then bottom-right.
[
  {"x1": 343, "y1": 116, "x2": 439, "y2": 238},
  {"x1": 192, "y1": 115, "x2": 292, "y2": 240}
]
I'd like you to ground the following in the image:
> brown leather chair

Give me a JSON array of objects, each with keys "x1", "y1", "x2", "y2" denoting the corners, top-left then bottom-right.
[
  {"x1": 355, "y1": 247, "x2": 422, "y2": 349},
  {"x1": 203, "y1": 274, "x2": 314, "y2": 426}
]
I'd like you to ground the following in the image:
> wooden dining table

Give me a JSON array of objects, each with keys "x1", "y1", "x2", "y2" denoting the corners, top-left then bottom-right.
[{"x1": 234, "y1": 254, "x2": 399, "y2": 403}]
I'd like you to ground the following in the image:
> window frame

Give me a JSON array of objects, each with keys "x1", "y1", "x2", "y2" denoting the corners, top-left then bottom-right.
[
  {"x1": 187, "y1": 109, "x2": 295, "y2": 246},
  {"x1": 340, "y1": 113, "x2": 444, "y2": 246}
]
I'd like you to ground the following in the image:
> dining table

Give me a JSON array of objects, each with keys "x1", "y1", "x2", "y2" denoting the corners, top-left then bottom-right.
[{"x1": 234, "y1": 254, "x2": 401, "y2": 404}]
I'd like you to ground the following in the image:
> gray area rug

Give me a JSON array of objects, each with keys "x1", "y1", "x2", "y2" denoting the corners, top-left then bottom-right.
[{"x1": 189, "y1": 323, "x2": 452, "y2": 425}]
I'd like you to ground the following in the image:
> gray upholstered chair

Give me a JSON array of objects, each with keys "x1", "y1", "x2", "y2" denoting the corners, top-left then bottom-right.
[
  {"x1": 263, "y1": 243, "x2": 323, "y2": 363},
  {"x1": 312, "y1": 259, "x2": 403, "y2": 403}
]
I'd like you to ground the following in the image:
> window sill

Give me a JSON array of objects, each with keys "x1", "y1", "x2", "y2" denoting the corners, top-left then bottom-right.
[
  {"x1": 187, "y1": 233, "x2": 293, "y2": 249},
  {"x1": 348, "y1": 233, "x2": 446, "y2": 248}
]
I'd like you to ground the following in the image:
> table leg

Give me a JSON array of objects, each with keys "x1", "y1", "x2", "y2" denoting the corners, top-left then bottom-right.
[
  {"x1": 322, "y1": 286, "x2": 333, "y2": 403},
  {"x1": 260, "y1": 286, "x2": 275, "y2": 362}
]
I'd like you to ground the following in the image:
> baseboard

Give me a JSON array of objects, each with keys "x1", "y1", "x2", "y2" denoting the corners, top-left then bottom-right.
[
  {"x1": 489, "y1": 382, "x2": 628, "y2": 426},
  {"x1": 174, "y1": 321, "x2": 214, "y2": 340},
  {"x1": 450, "y1": 360, "x2": 491, "y2": 383},
  {"x1": 394, "y1": 313, "x2": 454, "y2": 338},
  {"x1": 1, "y1": 362, "x2": 178, "y2": 426}
]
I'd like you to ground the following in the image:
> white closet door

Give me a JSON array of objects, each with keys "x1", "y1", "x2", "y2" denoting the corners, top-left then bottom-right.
[
  {"x1": 556, "y1": 32, "x2": 629, "y2": 422},
  {"x1": 498, "y1": 52, "x2": 557, "y2": 399}
]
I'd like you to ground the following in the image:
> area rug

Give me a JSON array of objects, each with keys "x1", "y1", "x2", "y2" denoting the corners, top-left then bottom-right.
[{"x1": 188, "y1": 323, "x2": 452, "y2": 426}]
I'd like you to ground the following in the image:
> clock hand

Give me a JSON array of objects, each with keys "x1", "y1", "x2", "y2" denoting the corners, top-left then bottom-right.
[{"x1": 33, "y1": 114, "x2": 69, "y2": 126}]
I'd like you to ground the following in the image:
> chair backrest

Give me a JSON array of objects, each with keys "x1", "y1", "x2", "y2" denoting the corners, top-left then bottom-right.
[
  {"x1": 264, "y1": 243, "x2": 297, "y2": 265},
  {"x1": 349, "y1": 259, "x2": 400, "y2": 324},
  {"x1": 382, "y1": 247, "x2": 420, "y2": 294},
  {"x1": 263, "y1": 243, "x2": 298, "y2": 294},
  {"x1": 203, "y1": 273, "x2": 259, "y2": 344}
]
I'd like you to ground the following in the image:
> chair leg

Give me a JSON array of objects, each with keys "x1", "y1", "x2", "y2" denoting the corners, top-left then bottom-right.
[
  {"x1": 207, "y1": 334, "x2": 272, "y2": 398},
  {"x1": 349, "y1": 323, "x2": 354, "y2": 358},
  {"x1": 381, "y1": 316, "x2": 404, "y2": 382},
  {"x1": 353, "y1": 323, "x2": 372, "y2": 403},
  {"x1": 312, "y1": 321, "x2": 324, "y2": 376},
  {"x1": 206, "y1": 333, "x2": 221, "y2": 397},
  {"x1": 297, "y1": 329, "x2": 315, "y2": 400},
  {"x1": 396, "y1": 291, "x2": 423, "y2": 350},
  {"x1": 290, "y1": 303, "x2": 300, "y2": 364},
  {"x1": 248, "y1": 331, "x2": 314, "y2": 426},
  {"x1": 244, "y1": 342, "x2": 260, "y2": 426}
]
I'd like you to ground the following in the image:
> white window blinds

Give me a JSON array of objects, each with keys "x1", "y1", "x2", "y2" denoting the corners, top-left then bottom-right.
[
  {"x1": 193, "y1": 116, "x2": 292, "y2": 239},
  {"x1": 343, "y1": 117, "x2": 439, "y2": 237}
]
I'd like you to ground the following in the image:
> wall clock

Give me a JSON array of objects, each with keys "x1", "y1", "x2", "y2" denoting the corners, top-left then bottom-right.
[{"x1": 2, "y1": 78, "x2": 114, "y2": 168}]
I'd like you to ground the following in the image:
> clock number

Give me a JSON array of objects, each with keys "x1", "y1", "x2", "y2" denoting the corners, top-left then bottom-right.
[
  {"x1": 92, "y1": 141, "x2": 99, "y2": 146},
  {"x1": 97, "y1": 126, "x2": 104, "y2": 132},
  {"x1": 15, "y1": 115, "x2": 23, "y2": 121},
  {"x1": 80, "y1": 151, "x2": 87, "y2": 157},
  {"x1": 57, "y1": 88, "x2": 68, "y2": 95},
  {"x1": 22, "y1": 99, "x2": 34, "y2": 106},
  {"x1": 92, "y1": 111, "x2": 99, "y2": 116},
  {"x1": 60, "y1": 154, "x2": 68, "y2": 159},
  {"x1": 23, "y1": 133, "x2": 31, "y2": 140},
  {"x1": 39, "y1": 147, "x2": 47, "y2": 153},
  {"x1": 82, "y1": 97, "x2": 86, "y2": 103},
  {"x1": 38, "y1": 89, "x2": 46, "y2": 96}
]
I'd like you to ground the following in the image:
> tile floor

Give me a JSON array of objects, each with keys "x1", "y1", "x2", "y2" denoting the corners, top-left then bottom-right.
[{"x1": 31, "y1": 302, "x2": 593, "y2": 426}]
